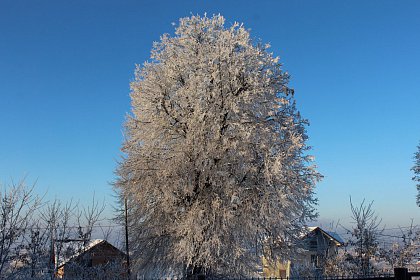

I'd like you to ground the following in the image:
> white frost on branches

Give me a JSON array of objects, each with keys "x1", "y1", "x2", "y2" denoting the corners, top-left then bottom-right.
[
  {"x1": 116, "y1": 14, "x2": 321, "y2": 277},
  {"x1": 412, "y1": 143, "x2": 420, "y2": 206}
]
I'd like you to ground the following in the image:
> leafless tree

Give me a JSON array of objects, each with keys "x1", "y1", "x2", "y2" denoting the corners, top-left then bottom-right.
[
  {"x1": 379, "y1": 221, "x2": 419, "y2": 269},
  {"x1": 0, "y1": 178, "x2": 117, "y2": 279},
  {"x1": 39, "y1": 198, "x2": 77, "y2": 277},
  {"x1": 76, "y1": 195, "x2": 106, "y2": 246},
  {"x1": 412, "y1": 143, "x2": 420, "y2": 206},
  {"x1": 345, "y1": 198, "x2": 382, "y2": 276},
  {"x1": 0, "y1": 179, "x2": 42, "y2": 277}
]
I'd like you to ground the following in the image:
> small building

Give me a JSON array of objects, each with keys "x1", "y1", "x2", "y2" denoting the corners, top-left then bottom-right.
[
  {"x1": 262, "y1": 226, "x2": 343, "y2": 278},
  {"x1": 298, "y1": 226, "x2": 344, "y2": 269},
  {"x1": 56, "y1": 239, "x2": 126, "y2": 279}
]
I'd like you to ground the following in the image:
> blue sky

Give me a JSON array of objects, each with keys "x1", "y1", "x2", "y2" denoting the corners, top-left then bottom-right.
[{"x1": 1, "y1": 0, "x2": 419, "y2": 227}]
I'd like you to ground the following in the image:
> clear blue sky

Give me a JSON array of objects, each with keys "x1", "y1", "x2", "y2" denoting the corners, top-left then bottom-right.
[{"x1": 1, "y1": 0, "x2": 419, "y2": 227}]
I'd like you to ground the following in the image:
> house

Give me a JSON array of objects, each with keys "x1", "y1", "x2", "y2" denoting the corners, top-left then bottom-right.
[
  {"x1": 262, "y1": 226, "x2": 344, "y2": 278},
  {"x1": 56, "y1": 239, "x2": 126, "y2": 279},
  {"x1": 298, "y1": 226, "x2": 344, "y2": 269}
]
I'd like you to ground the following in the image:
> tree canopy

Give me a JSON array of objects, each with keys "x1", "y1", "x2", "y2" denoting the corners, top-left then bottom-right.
[{"x1": 116, "y1": 14, "x2": 321, "y2": 277}]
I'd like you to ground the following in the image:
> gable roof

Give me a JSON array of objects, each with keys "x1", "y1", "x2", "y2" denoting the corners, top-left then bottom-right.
[
  {"x1": 57, "y1": 239, "x2": 125, "y2": 268},
  {"x1": 306, "y1": 226, "x2": 344, "y2": 246}
]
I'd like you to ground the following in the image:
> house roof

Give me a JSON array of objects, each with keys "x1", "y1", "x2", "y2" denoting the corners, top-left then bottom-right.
[
  {"x1": 57, "y1": 239, "x2": 125, "y2": 268},
  {"x1": 306, "y1": 226, "x2": 344, "y2": 246}
]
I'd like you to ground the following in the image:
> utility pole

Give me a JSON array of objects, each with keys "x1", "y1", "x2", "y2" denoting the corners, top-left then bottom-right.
[{"x1": 125, "y1": 197, "x2": 131, "y2": 279}]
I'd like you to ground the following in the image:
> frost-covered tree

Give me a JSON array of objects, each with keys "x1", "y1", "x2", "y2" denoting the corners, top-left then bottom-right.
[
  {"x1": 379, "y1": 223, "x2": 420, "y2": 269},
  {"x1": 115, "y1": 14, "x2": 320, "y2": 278},
  {"x1": 0, "y1": 179, "x2": 42, "y2": 277},
  {"x1": 346, "y1": 198, "x2": 382, "y2": 276},
  {"x1": 412, "y1": 143, "x2": 420, "y2": 206}
]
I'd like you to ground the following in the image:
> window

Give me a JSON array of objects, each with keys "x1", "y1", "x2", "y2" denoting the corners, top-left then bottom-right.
[
  {"x1": 309, "y1": 240, "x2": 318, "y2": 250},
  {"x1": 310, "y1": 255, "x2": 317, "y2": 266},
  {"x1": 311, "y1": 255, "x2": 320, "y2": 268}
]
